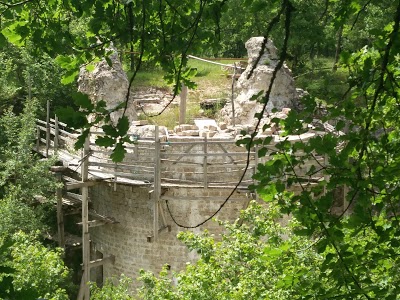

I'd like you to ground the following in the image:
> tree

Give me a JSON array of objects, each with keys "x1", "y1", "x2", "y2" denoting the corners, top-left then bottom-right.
[
  {"x1": 0, "y1": 99, "x2": 71, "y2": 299},
  {"x1": 91, "y1": 275, "x2": 133, "y2": 300},
  {"x1": 0, "y1": 98, "x2": 57, "y2": 201},
  {"x1": 0, "y1": 43, "x2": 75, "y2": 116},
  {"x1": 1, "y1": 0, "x2": 400, "y2": 299},
  {"x1": 0, "y1": 232, "x2": 70, "y2": 300},
  {"x1": 138, "y1": 202, "x2": 328, "y2": 299}
]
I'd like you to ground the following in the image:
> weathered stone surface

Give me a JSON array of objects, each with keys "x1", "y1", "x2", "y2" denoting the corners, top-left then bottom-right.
[
  {"x1": 78, "y1": 46, "x2": 137, "y2": 124},
  {"x1": 219, "y1": 37, "x2": 297, "y2": 127},
  {"x1": 128, "y1": 125, "x2": 168, "y2": 138}
]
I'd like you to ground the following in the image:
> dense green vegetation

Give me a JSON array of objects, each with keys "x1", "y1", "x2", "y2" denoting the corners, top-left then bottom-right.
[
  {"x1": 0, "y1": 0, "x2": 399, "y2": 299},
  {"x1": 0, "y1": 99, "x2": 70, "y2": 299}
]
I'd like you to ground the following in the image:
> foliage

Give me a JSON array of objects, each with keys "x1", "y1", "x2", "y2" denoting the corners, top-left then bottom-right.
[
  {"x1": 0, "y1": 232, "x2": 69, "y2": 300},
  {"x1": 91, "y1": 275, "x2": 134, "y2": 300},
  {"x1": 243, "y1": 0, "x2": 400, "y2": 298},
  {"x1": 0, "y1": 43, "x2": 75, "y2": 116},
  {"x1": 0, "y1": 98, "x2": 57, "y2": 201},
  {"x1": 138, "y1": 202, "x2": 326, "y2": 299},
  {"x1": 0, "y1": 99, "x2": 70, "y2": 299}
]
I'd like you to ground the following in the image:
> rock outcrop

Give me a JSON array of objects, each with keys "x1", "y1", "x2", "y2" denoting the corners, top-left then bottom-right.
[
  {"x1": 77, "y1": 47, "x2": 137, "y2": 124},
  {"x1": 219, "y1": 37, "x2": 297, "y2": 127}
]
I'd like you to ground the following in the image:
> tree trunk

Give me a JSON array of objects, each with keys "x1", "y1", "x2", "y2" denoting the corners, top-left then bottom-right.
[{"x1": 332, "y1": 25, "x2": 343, "y2": 72}]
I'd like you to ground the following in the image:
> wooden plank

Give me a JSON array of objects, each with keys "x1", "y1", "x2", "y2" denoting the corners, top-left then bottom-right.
[
  {"x1": 81, "y1": 135, "x2": 90, "y2": 300},
  {"x1": 36, "y1": 127, "x2": 40, "y2": 152},
  {"x1": 179, "y1": 84, "x2": 187, "y2": 124},
  {"x1": 153, "y1": 126, "x2": 161, "y2": 241},
  {"x1": 88, "y1": 255, "x2": 115, "y2": 268},
  {"x1": 165, "y1": 152, "x2": 255, "y2": 157},
  {"x1": 54, "y1": 170, "x2": 65, "y2": 250},
  {"x1": 161, "y1": 195, "x2": 250, "y2": 202},
  {"x1": 58, "y1": 128, "x2": 78, "y2": 137},
  {"x1": 46, "y1": 100, "x2": 50, "y2": 157},
  {"x1": 87, "y1": 169, "x2": 154, "y2": 178},
  {"x1": 89, "y1": 161, "x2": 154, "y2": 171},
  {"x1": 160, "y1": 182, "x2": 251, "y2": 189},
  {"x1": 77, "y1": 220, "x2": 109, "y2": 228},
  {"x1": 203, "y1": 137, "x2": 208, "y2": 188},
  {"x1": 65, "y1": 181, "x2": 101, "y2": 191},
  {"x1": 65, "y1": 192, "x2": 83, "y2": 202},
  {"x1": 217, "y1": 143, "x2": 236, "y2": 164},
  {"x1": 54, "y1": 115, "x2": 59, "y2": 152},
  {"x1": 63, "y1": 175, "x2": 79, "y2": 183},
  {"x1": 36, "y1": 119, "x2": 47, "y2": 125}
]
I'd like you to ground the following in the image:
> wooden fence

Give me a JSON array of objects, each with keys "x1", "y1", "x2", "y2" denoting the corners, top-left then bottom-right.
[{"x1": 35, "y1": 117, "x2": 261, "y2": 189}]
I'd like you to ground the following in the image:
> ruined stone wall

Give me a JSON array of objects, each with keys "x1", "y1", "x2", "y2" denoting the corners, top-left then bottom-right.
[{"x1": 89, "y1": 183, "x2": 252, "y2": 288}]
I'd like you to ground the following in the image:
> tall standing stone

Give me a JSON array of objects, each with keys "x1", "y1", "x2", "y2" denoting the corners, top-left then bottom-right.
[
  {"x1": 77, "y1": 47, "x2": 137, "y2": 124},
  {"x1": 219, "y1": 37, "x2": 297, "y2": 126}
]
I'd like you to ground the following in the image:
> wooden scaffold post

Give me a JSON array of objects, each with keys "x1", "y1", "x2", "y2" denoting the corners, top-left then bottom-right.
[
  {"x1": 51, "y1": 166, "x2": 66, "y2": 250},
  {"x1": 46, "y1": 100, "x2": 50, "y2": 157},
  {"x1": 152, "y1": 126, "x2": 161, "y2": 242},
  {"x1": 179, "y1": 84, "x2": 188, "y2": 125},
  {"x1": 79, "y1": 135, "x2": 91, "y2": 300}
]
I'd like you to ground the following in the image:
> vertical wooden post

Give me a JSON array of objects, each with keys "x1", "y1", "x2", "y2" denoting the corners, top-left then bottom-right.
[
  {"x1": 153, "y1": 126, "x2": 161, "y2": 241},
  {"x1": 324, "y1": 153, "x2": 329, "y2": 195},
  {"x1": 231, "y1": 63, "x2": 237, "y2": 127},
  {"x1": 203, "y1": 137, "x2": 208, "y2": 188},
  {"x1": 343, "y1": 185, "x2": 349, "y2": 214},
  {"x1": 36, "y1": 127, "x2": 40, "y2": 153},
  {"x1": 254, "y1": 144, "x2": 259, "y2": 201},
  {"x1": 54, "y1": 115, "x2": 59, "y2": 152},
  {"x1": 46, "y1": 100, "x2": 50, "y2": 157},
  {"x1": 113, "y1": 162, "x2": 118, "y2": 192},
  {"x1": 81, "y1": 135, "x2": 91, "y2": 299},
  {"x1": 179, "y1": 84, "x2": 188, "y2": 125},
  {"x1": 51, "y1": 166, "x2": 66, "y2": 250}
]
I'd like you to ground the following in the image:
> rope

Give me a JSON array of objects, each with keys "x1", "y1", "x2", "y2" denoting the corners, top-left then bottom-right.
[{"x1": 187, "y1": 54, "x2": 246, "y2": 70}]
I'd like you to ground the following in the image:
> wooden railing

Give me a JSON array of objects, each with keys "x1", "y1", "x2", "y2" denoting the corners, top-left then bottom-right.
[
  {"x1": 35, "y1": 117, "x2": 260, "y2": 189},
  {"x1": 36, "y1": 117, "x2": 327, "y2": 190}
]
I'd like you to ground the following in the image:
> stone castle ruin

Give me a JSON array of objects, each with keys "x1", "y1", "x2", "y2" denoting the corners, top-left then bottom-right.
[
  {"x1": 40, "y1": 37, "x2": 331, "y2": 296},
  {"x1": 77, "y1": 37, "x2": 301, "y2": 140}
]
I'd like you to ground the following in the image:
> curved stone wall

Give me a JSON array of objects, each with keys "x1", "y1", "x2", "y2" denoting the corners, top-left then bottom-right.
[{"x1": 89, "y1": 182, "x2": 252, "y2": 287}]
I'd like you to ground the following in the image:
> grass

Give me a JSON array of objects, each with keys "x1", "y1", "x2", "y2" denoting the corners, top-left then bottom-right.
[
  {"x1": 129, "y1": 59, "x2": 235, "y2": 127},
  {"x1": 141, "y1": 103, "x2": 203, "y2": 128}
]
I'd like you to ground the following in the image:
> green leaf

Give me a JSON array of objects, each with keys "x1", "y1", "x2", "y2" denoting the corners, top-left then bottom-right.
[
  {"x1": 117, "y1": 116, "x2": 129, "y2": 136},
  {"x1": 102, "y1": 124, "x2": 119, "y2": 138},
  {"x1": 110, "y1": 142, "x2": 126, "y2": 162},
  {"x1": 250, "y1": 90, "x2": 264, "y2": 101},
  {"x1": 55, "y1": 55, "x2": 73, "y2": 69},
  {"x1": 73, "y1": 92, "x2": 94, "y2": 111},
  {"x1": 1, "y1": 22, "x2": 26, "y2": 46},
  {"x1": 105, "y1": 56, "x2": 113, "y2": 67},
  {"x1": 95, "y1": 136, "x2": 115, "y2": 147},
  {"x1": 61, "y1": 70, "x2": 79, "y2": 84},
  {"x1": 86, "y1": 64, "x2": 95, "y2": 72},
  {"x1": 75, "y1": 129, "x2": 90, "y2": 149},
  {"x1": 0, "y1": 33, "x2": 7, "y2": 48},
  {"x1": 258, "y1": 147, "x2": 268, "y2": 157}
]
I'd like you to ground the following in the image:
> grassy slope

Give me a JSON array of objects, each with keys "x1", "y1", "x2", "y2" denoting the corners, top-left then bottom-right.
[{"x1": 131, "y1": 59, "x2": 235, "y2": 128}]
